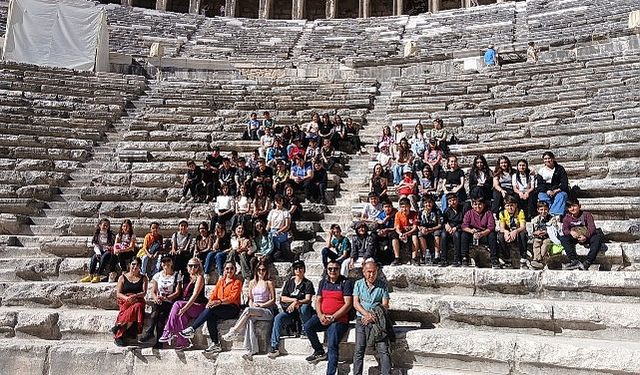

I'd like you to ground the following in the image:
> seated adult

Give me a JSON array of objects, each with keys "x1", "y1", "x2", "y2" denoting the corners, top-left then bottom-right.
[
  {"x1": 345, "y1": 117, "x2": 366, "y2": 154},
  {"x1": 461, "y1": 198, "x2": 499, "y2": 268},
  {"x1": 251, "y1": 184, "x2": 271, "y2": 225},
  {"x1": 268, "y1": 260, "x2": 315, "y2": 359},
  {"x1": 180, "y1": 160, "x2": 203, "y2": 203},
  {"x1": 267, "y1": 194, "x2": 291, "y2": 261},
  {"x1": 350, "y1": 221, "x2": 377, "y2": 270},
  {"x1": 221, "y1": 261, "x2": 276, "y2": 360},
  {"x1": 428, "y1": 118, "x2": 452, "y2": 153},
  {"x1": 231, "y1": 184, "x2": 252, "y2": 237},
  {"x1": 246, "y1": 112, "x2": 261, "y2": 140},
  {"x1": 321, "y1": 224, "x2": 351, "y2": 277},
  {"x1": 284, "y1": 183, "x2": 302, "y2": 221},
  {"x1": 559, "y1": 199, "x2": 604, "y2": 271},
  {"x1": 259, "y1": 127, "x2": 275, "y2": 158},
  {"x1": 81, "y1": 218, "x2": 115, "y2": 283},
  {"x1": 218, "y1": 157, "x2": 237, "y2": 196},
  {"x1": 468, "y1": 155, "x2": 492, "y2": 205},
  {"x1": 169, "y1": 220, "x2": 194, "y2": 277},
  {"x1": 304, "y1": 260, "x2": 353, "y2": 375},
  {"x1": 369, "y1": 163, "x2": 389, "y2": 203},
  {"x1": 140, "y1": 255, "x2": 181, "y2": 348},
  {"x1": 159, "y1": 258, "x2": 207, "y2": 350},
  {"x1": 440, "y1": 155, "x2": 467, "y2": 211},
  {"x1": 252, "y1": 220, "x2": 273, "y2": 269},
  {"x1": 392, "y1": 138, "x2": 413, "y2": 185},
  {"x1": 272, "y1": 161, "x2": 290, "y2": 195},
  {"x1": 352, "y1": 261, "x2": 392, "y2": 375},
  {"x1": 180, "y1": 261, "x2": 242, "y2": 354},
  {"x1": 440, "y1": 194, "x2": 464, "y2": 267},
  {"x1": 535, "y1": 151, "x2": 569, "y2": 216},
  {"x1": 112, "y1": 257, "x2": 148, "y2": 346}
]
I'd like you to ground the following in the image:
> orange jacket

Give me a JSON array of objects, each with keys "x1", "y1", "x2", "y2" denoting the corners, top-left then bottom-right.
[{"x1": 209, "y1": 277, "x2": 242, "y2": 306}]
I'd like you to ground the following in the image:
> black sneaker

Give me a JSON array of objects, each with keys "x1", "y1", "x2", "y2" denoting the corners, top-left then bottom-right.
[
  {"x1": 581, "y1": 260, "x2": 591, "y2": 271},
  {"x1": 438, "y1": 259, "x2": 448, "y2": 267},
  {"x1": 491, "y1": 260, "x2": 501, "y2": 269},
  {"x1": 114, "y1": 337, "x2": 126, "y2": 347},
  {"x1": 461, "y1": 258, "x2": 470, "y2": 267},
  {"x1": 111, "y1": 324, "x2": 121, "y2": 335},
  {"x1": 305, "y1": 351, "x2": 327, "y2": 363},
  {"x1": 390, "y1": 258, "x2": 402, "y2": 266},
  {"x1": 138, "y1": 332, "x2": 155, "y2": 343},
  {"x1": 451, "y1": 261, "x2": 461, "y2": 267},
  {"x1": 563, "y1": 259, "x2": 583, "y2": 270}
]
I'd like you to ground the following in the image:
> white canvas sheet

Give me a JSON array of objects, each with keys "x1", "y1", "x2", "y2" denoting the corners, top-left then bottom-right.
[{"x1": 2, "y1": 0, "x2": 109, "y2": 71}]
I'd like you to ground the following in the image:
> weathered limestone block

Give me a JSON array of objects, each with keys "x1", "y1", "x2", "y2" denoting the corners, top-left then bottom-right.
[
  {"x1": 299, "y1": 203, "x2": 327, "y2": 221},
  {"x1": 130, "y1": 161, "x2": 184, "y2": 174},
  {"x1": 389, "y1": 293, "x2": 440, "y2": 324},
  {"x1": 133, "y1": 347, "x2": 218, "y2": 373},
  {"x1": 47, "y1": 342, "x2": 133, "y2": 374},
  {"x1": 131, "y1": 173, "x2": 181, "y2": 188},
  {"x1": 81, "y1": 187, "x2": 168, "y2": 202},
  {"x1": 14, "y1": 310, "x2": 60, "y2": 339},
  {"x1": 13, "y1": 257, "x2": 62, "y2": 281},
  {"x1": 99, "y1": 202, "x2": 143, "y2": 218},
  {"x1": 0, "y1": 339, "x2": 49, "y2": 374},
  {"x1": 14, "y1": 158, "x2": 55, "y2": 171},
  {"x1": 57, "y1": 309, "x2": 118, "y2": 340},
  {"x1": 0, "y1": 310, "x2": 17, "y2": 338},
  {"x1": 541, "y1": 271, "x2": 640, "y2": 300},
  {"x1": 66, "y1": 202, "x2": 101, "y2": 217},
  {"x1": 0, "y1": 213, "x2": 29, "y2": 234},
  {"x1": 41, "y1": 236, "x2": 90, "y2": 257},
  {"x1": 15, "y1": 184, "x2": 57, "y2": 200},
  {"x1": 58, "y1": 257, "x2": 88, "y2": 279},
  {"x1": 1, "y1": 282, "x2": 63, "y2": 308},
  {"x1": 140, "y1": 202, "x2": 190, "y2": 218},
  {"x1": 381, "y1": 266, "x2": 475, "y2": 295},
  {"x1": 291, "y1": 221, "x2": 321, "y2": 240},
  {"x1": 93, "y1": 173, "x2": 131, "y2": 187},
  {"x1": 475, "y1": 269, "x2": 542, "y2": 296},
  {"x1": 551, "y1": 299, "x2": 640, "y2": 339}
]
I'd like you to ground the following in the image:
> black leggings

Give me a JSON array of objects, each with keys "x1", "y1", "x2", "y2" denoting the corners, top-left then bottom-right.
[
  {"x1": 191, "y1": 304, "x2": 241, "y2": 344},
  {"x1": 145, "y1": 301, "x2": 173, "y2": 341}
]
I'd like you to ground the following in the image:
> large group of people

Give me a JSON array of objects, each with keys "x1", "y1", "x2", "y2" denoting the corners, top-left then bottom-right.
[
  {"x1": 75, "y1": 109, "x2": 608, "y2": 375},
  {"x1": 352, "y1": 120, "x2": 605, "y2": 271}
]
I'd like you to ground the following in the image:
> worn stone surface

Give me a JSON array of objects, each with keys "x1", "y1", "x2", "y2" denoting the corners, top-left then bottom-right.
[{"x1": 14, "y1": 310, "x2": 60, "y2": 339}]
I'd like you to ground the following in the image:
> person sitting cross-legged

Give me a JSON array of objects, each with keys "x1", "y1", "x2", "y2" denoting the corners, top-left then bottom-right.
[
  {"x1": 304, "y1": 260, "x2": 353, "y2": 375},
  {"x1": 179, "y1": 260, "x2": 242, "y2": 353},
  {"x1": 268, "y1": 260, "x2": 315, "y2": 359},
  {"x1": 461, "y1": 197, "x2": 499, "y2": 268},
  {"x1": 352, "y1": 260, "x2": 392, "y2": 375}
]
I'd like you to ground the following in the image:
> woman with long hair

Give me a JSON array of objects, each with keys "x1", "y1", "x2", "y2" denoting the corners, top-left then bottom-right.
[
  {"x1": 392, "y1": 138, "x2": 414, "y2": 185},
  {"x1": 81, "y1": 218, "x2": 115, "y2": 283},
  {"x1": 193, "y1": 222, "x2": 213, "y2": 275},
  {"x1": 512, "y1": 159, "x2": 536, "y2": 220},
  {"x1": 252, "y1": 183, "x2": 271, "y2": 225},
  {"x1": 370, "y1": 163, "x2": 389, "y2": 202},
  {"x1": 469, "y1": 155, "x2": 492, "y2": 202},
  {"x1": 112, "y1": 219, "x2": 136, "y2": 277},
  {"x1": 140, "y1": 255, "x2": 181, "y2": 348},
  {"x1": 231, "y1": 184, "x2": 253, "y2": 236},
  {"x1": 228, "y1": 224, "x2": 256, "y2": 280},
  {"x1": 221, "y1": 260, "x2": 276, "y2": 360},
  {"x1": 159, "y1": 258, "x2": 207, "y2": 350},
  {"x1": 491, "y1": 156, "x2": 516, "y2": 214},
  {"x1": 113, "y1": 257, "x2": 148, "y2": 346},
  {"x1": 410, "y1": 122, "x2": 427, "y2": 159}
]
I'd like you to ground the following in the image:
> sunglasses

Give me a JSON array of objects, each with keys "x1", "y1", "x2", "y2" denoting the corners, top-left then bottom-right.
[
  {"x1": 327, "y1": 267, "x2": 339, "y2": 272},
  {"x1": 187, "y1": 264, "x2": 199, "y2": 268}
]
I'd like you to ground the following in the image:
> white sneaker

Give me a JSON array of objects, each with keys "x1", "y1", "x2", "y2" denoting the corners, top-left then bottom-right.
[
  {"x1": 221, "y1": 330, "x2": 238, "y2": 342},
  {"x1": 186, "y1": 197, "x2": 194, "y2": 203},
  {"x1": 180, "y1": 326, "x2": 195, "y2": 339},
  {"x1": 179, "y1": 196, "x2": 187, "y2": 203}
]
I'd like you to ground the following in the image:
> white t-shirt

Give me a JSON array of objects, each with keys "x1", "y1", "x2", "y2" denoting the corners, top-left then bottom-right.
[
  {"x1": 153, "y1": 271, "x2": 178, "y2": 297},
  {"x1": 268, "y1": 208, "x2": 291, "y2": 230},
  {"x1": 538, "y1": 167, "x2": 555, "y2": 184},
  {"x1": 362, "y1": 203, "x2": 383, "y2": 219},
  {"x1": 215, "y1": 195, "x2": 235, "y2": 212}
]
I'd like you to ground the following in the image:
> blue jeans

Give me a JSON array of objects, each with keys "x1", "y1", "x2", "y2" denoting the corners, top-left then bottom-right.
[
  {"x1": 304, "y1": 315, "x2": 349, "y2": 375},
  {"x1": 270, "y1": 304, "x2": 313, "y2": 349},
  {"x1": 141, "y1": 254, "x2": 158, "y2": 277},
  {"x1": 538, "y1": 191, "x2": 568, "y2": 216},
  {"x1": 203, "y1": 251, "x2": 224, "y2": 275},
  {"x1": 392, "y1": 164, "x2": 404, "y2": 185},
  {"x1": 89, "y1": 252, "x2": 113, "y2": 275}
]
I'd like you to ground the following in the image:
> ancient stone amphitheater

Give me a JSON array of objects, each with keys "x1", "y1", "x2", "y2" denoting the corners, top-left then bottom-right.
[{"x1": 1, "y1": 0, "x2": 640, "y2": 374}]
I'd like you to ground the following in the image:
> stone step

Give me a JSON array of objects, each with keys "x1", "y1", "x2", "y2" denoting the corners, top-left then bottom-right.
[
  {"x1": 382, "y1": 266, "x2": 640, "y2": 303},
  {"x1": 405, "y1": 328, "x2": 640, "y2": 375},
  {"x1": 390, "y1": 291, "x2": 640, "y2": 341}
]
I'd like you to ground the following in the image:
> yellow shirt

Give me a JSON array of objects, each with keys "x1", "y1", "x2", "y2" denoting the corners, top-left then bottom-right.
[{"x1": 499, "y1": 209, "x2": 525, "y2": 230}]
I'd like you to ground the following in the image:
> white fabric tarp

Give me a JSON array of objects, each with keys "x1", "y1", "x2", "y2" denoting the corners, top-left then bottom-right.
[{"x1": 2, "y1": 0, "x2": 109, "y2": 72}]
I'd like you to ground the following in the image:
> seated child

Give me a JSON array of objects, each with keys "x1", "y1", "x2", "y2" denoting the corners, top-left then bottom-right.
[
  {"x1": 375, "y1": 201, "x2": 400, "y2": 265},
  {"x1": 497, "y1": 195, "x2": 528, "y2": 269},
  {"x1": 461, "y1": 197, "x2": 498, "y2": 268},
  {"x1": 394, "y1": 197, "x2": 421, "y2": 265},
  {"x1": 397, "y1": 166, "x2": 418, "y2": 211},
  {"x1": 529, "y1": 201, "x2": 561, "y2": 270},
  {"x1": 321, "y1": 224, "x2": 351, "y2": 277},
  {"x1": 418, "y1": 196, "x2": 442, "y2": 266},
  {"x1": 559, "y1": 199, "x2": 604, "y2": 271},
  {"x1": 440, "y1": 193, "x2": 464, "y2": 267}
]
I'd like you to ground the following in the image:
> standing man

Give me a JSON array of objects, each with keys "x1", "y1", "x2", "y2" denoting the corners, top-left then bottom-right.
[
  {"x1": 352, "y1": 260, "x2": 392, "y2": 375},
  {"x1": 268, "y1": 260, "x2": 315, "y2": 358},
  {"x1": 304, "y1": 260, "x2": 353, "y2": 375}
]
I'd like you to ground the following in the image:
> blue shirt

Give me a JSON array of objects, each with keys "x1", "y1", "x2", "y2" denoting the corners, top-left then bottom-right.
[
  {"x1": 291, "y1": 163, "x2": 311, "y2": 179},
  {"x1": 353, "y1": 278, "x2": 389, "y2": 316},
  {"x1": 484, "y1": 48, "x2": 496, "y2": 65}
]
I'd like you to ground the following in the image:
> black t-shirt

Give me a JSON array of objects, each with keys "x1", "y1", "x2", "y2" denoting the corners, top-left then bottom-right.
[
  {"x1": 253, "y1": 166, "x2": 274, "y2": 181},
  {"x1": 442, "y1": 205, "x2": 464, "y2": 229},
  {"x1": 442, "y1": 168, "x2": 465, "y2": 186},
  {"x1": 206, "y1": 154, "x2": 223, "y2": 169},
  {"x1": 214, "y1": 232, "x2": 231, "y2": 251},
  {"x1": 281, "y1": 277, "x2": 315, "y2": 310}
]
